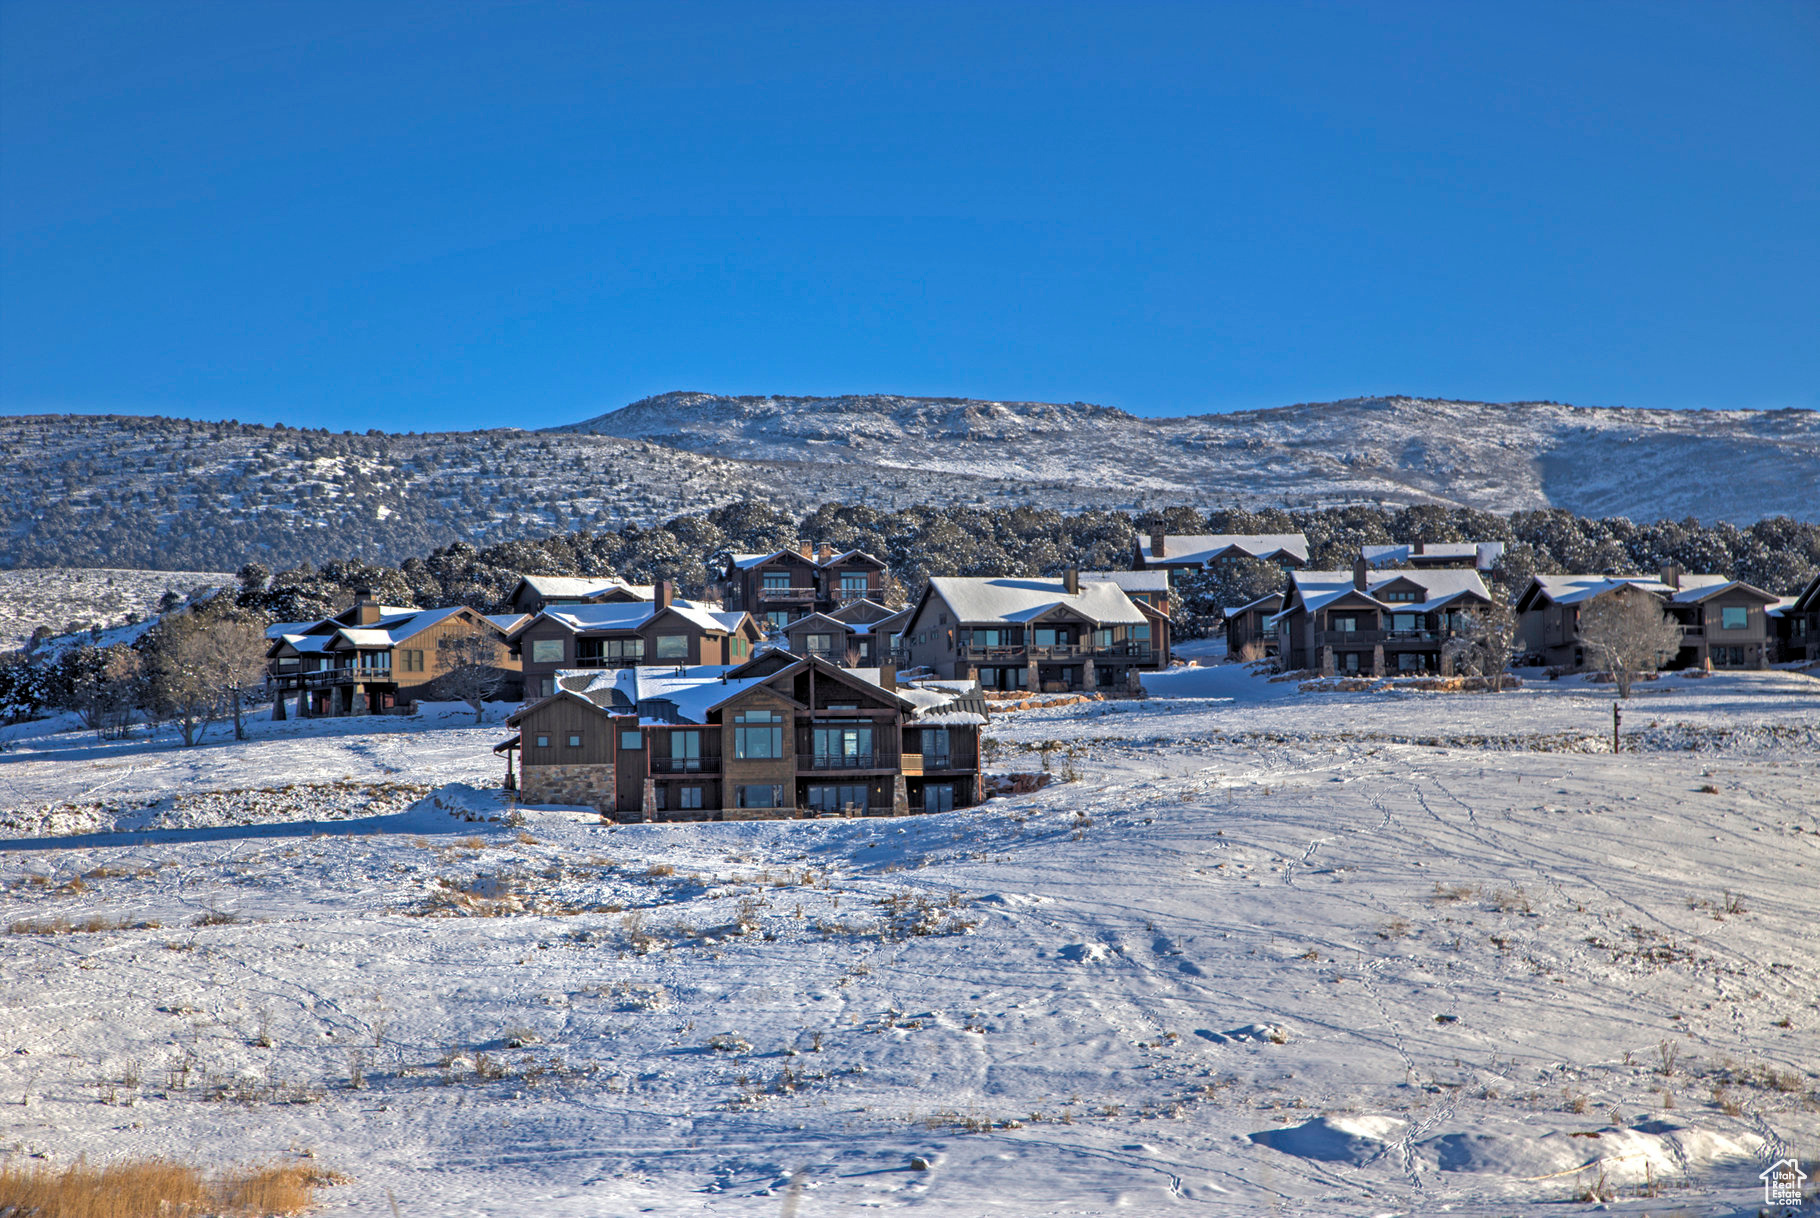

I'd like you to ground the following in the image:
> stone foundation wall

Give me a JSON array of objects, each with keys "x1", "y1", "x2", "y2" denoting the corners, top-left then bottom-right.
[{"x1": 521, "y1": 763, "x2": 615, "y2": 811}]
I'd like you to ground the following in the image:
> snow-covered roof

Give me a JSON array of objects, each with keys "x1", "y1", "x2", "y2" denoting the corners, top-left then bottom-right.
[
  {"x1": 1223, "y1": 591, "x2": 1284, "y2": 618},
  {"x1": 540, "y1": 602, "x2": 731, "y2": 634},
  {"x1": 926, "y1": 577, "x2": 1149, "y2": 627},
  {"x1": 484, "y1": 613, "x2": 529, "y2": 633},
  {"x1": 517, "y1": 575, "x2": 642, "y2": 600},
  {"x1": 1080, "y1": 570, "x2": 1169, "y2": 592},
  {"x1": 531, "y1": 655, "x2": 929, "y2": 725},
  {"x1": 265, "y1": 620, "x2": 318, "y2": 639},
  {"x1": 710, "y1": 610, "x2": 752, "y2": 633},
  {"x1": 731, "y1": 547, "x2": 886, "y2": 570},
  {"x1": 1664, "y1": 578, "x2": 1776, "y2": 605},
  {"x1": 1524, "y1": 573, "x2": 1728, "y2": 607},
  {"x1": 271, "y1": 633, "x2": 335, "y2": 655},
  {"x1": 783, "y1": 612, "x2": 852, "y2": 633},
  {"x1": 1361, "y1": 541, "x2": 1506, "y2": 569},
  {"x1": 1139, "y1": 533, "x2": 1309, "y2": 565},
  {"x1": 1288, "y1": 569, "x2": 1491, "y2": 615},
  {"x1": 1768, "y1": 596, "x2": 1799, "y2": 618}
]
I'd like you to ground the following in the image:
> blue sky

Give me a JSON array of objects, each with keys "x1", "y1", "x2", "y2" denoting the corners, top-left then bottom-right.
[{"x1": 2, "y1": 1, "x2": 1816, "y2": 430}]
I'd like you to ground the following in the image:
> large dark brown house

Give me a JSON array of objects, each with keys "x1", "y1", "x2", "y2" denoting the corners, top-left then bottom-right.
[
  {"x1": 1133, "y1": 531, "x2": 1308, "y2": 573},
  {"x1": 1273, "y1": 563, "x2": 1494, "y2": 675},
  {"x1": 779, "y1": 598, "x2": 911, "y2": 668},
  {"x1": 1223, "y1": 591, "x2": 1283, "y2": 660},
  {"x1": 1771, "y1": 572, "x2": 1820, "y2": 663},
  {"x1": 509, "y1": 583, "x2": 759, "y2": 700},
  {"x1": 722, "y1": 544, "x2": 892, "y2": 630},
  {"x1": 265, "y1": 593, "x2": 524, "y2": 717},
  {"x1": 505, "y1": 575, "x2": 714, "y2": 617},
  {"x1": 1513, "y1": 568, "x2": 1780, "y2": 671},
  {"x1": 503, "y1": 652, "x2": 986, "y2": 821},
  {"x1": 899, "y1": 571, "x2": 1166, "y2": 692}
]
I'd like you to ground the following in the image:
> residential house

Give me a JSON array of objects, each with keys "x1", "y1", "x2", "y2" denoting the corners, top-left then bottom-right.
[
  {"x1": 502, "y1": 652, "x2": 986, "y2": 822},
  {"x1": 722, "y1": 543, "x2": 892, "y2": 630},
  {"x1": 505, "y1": 575, "x2": 706, "y2": 617},
  {"x1": 265, "y1": 590, "x2": 524, "y2": 717},
  {"x1": 510, "y1": 582, "x2": 759, "y2": 700},
  {"x1": 1133, "y1": 531, "x2": 1308, "y2": 573},
  {"x1": 1080, "y1": 569, "x2": 1172, "y2": 616},
  {"x1": 1771, "y1": 572, "x2": 1819, "y2": 662},
  {"x1": 1273, "y1": 562, "x2": 1494, "y2": 675},
  {"x1": 1223, "y1": 591, "x2": 1284, "y2": 660},
  {"x1": 1361, "y1": 541, "x2": 1506, "y2": 571},
  {"x1": 898, "y1": 570, "x2": 1164, "y2": 692},
  {"x1": 1513, "y1": 566, "x2": 1779, "y2": 670},
  {"x1": 778, "y1": 599, "x2": 909, "y2": 668}
]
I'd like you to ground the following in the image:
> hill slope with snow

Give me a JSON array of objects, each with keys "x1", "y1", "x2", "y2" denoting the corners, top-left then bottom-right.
[
  {"x1": 3, "y1": 395, "x2": 1812, "y2": 571},
  {"x1": 555, "y1": 392, "x2": 1820, "y2": 524}
]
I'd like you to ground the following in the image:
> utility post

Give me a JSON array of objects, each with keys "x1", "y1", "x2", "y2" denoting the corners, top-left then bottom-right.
[{"x1": 1612, "y1": 702, "x2": 1622, "y2": 754}]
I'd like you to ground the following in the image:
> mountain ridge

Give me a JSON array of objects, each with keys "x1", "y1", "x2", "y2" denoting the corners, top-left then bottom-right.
[{"x1": 2, "y1": 393, "x2": 1812, "y2": 572}]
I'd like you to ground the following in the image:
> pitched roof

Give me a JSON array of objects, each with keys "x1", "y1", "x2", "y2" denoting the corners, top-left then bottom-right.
[
  {"x1": 1521, "y1": 573, "x2": 1729, "y2": 608},
  {"x1": 1223, "y1": 591, "x2": 1284, "y2": 618},
  {"x1": 1361, "y1": 541, "x2": 1506, "y2": 569},
  {"x1": 1663, "y1": 578, "x2": 1777, "y2": 606},
  {"x1": 1080, "y1": 569, "x2": 1170, "y2": 592},
  {"x1": 926, "y1": 576, "x2": 1149, "y2": 626},
  {"x1": 1287, "y1": 569, "x2": 1492, "y2": 615},
  {"x1": 538, "y1": 601, "x2": 731, "y2": 634},
  {"x1": 1139, "y1": 533, "x2": 1309, "y2": 565},
  {"x1": 522, "y1": 652, "x2": 936, "y2": 725},
  {"x1": 515, "y1": 575, "x2": 641, "y2": 600}
]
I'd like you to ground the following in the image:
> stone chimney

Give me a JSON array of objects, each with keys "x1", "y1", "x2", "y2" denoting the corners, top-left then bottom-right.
[
  {"x1": 1659, "y1": 563, "x2": 1681, "y2": 590},
  {"x1": 654, "y1": 580, "x2": 673, "y2": 610},
  {"x1": 1413, "y1": 539, "x2": 1426, "y2": 556},
  {"x1": 798, "y1": 541, "x2": 813, "y2": 559},
  {"x1": 1149, "y1": 529, "x2": 1166, "y2": 558},
  {"x1": 817, "y1": 542, "x2": 833, "y2": 564},
  {"x1": 1064, "y1": 567, "x2": 1080, "y2": 595},
  {"x1": 1352, "y1": 558, "x2": 1368, "y2": 592},
  {"x1": 879, "y1": 662, "x2": 897, "y2": 691},
  {"x1": 353, "y1": 586, "x2": 381, "y2": 626}
]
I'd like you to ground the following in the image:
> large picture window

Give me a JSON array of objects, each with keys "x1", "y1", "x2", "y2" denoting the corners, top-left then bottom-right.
[
  {"x1": 736, "y1": 783, "x2": 786, "y2": 809},
  {"x1": 531, "y1": 639, "x2": 564, "y2": 663},
  {"x1": 654, "y1": 634, "x2": 689, "y2": 660},
  {"x1": 733, "y1": 709, "x2": 783, "y2": 759},
  {"x1": 813, "y1": 723, "x2": 874, "y2": 766},
  {"x1": 1720, "y1": 606, "x2": 1748, "y2": 630}
]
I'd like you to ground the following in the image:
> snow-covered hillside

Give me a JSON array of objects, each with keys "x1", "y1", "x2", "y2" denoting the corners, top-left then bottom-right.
[
  {"x1": 4, "y1": 394, "x2": 1813, "y2": 571},
  {"x1": 0, "y1": 567, "x2": 234, "y2": 652},
  {"x1": 558, "y1": 392, "x2": 1820, "y2": 524},
  {"x1": 1, "y1": 671, "x2": 1815, "y2": 1215}
]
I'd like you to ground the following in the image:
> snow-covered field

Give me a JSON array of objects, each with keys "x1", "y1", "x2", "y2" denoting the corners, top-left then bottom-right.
[{"x1": 1, "y1": 671, "x2": 1816, "y2": 1216}]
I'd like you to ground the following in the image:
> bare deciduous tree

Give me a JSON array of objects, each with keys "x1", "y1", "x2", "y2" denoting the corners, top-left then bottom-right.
[
  {"x1": 1578, "y1": 588, "x2": 1683, "y2": 698},
  {"x1": 1444, "y1": 602, "x2": 1519, "y2": 690},
  {"x1": 436, "y1": 630, "x2": 507, "y2": 723},
  {"x1": 142, "y1": 613, "x2": 268, "y2": 746}
]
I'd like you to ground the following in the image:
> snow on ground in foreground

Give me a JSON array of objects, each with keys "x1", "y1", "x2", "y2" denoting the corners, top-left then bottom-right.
[{"x1": 0, "y1": 672, "x2": 1816, "y2": 1216}]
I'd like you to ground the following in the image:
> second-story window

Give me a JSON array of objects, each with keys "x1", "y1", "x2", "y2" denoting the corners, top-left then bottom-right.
[
  {"x1": 806, "y1": 632, "x2": 834, "y2": 655},
  {"x1": 1092, "y1": 628, "x2": 1114, "y2": 648},
  {"x1": 763, "y1": 573, "x2": 792, "y2": 590},
  {"x1": 531, "y1": 639, "x2": 564, "y2": 663},
  {"x1": 840, "y1": 572, "x2": 868, "y2": 598},
  {"x1": 654, "y1": 634, "x2": 688, "y2": 660},
  {"x1": 1721, "y1": 606, "x2": 1749, "y2": 630},
  {"x1": 734, "y1": 709, "x2": 783, "y2": 758}
]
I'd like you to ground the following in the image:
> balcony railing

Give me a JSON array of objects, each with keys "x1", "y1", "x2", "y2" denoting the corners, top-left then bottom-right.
[
  {"x1": 573, "y1": 655, "x2": 645, "y2": 668},
  {"x1": 831, "y1": 587, "x2": 875, "y2": 603},
  {"x1": 757, "y1": 586, "x2": 818, "y2": 604},
  {"x1": 799, "y1": 751, "x2": 898, "y2": 770},
  {"x1": 268, "y1": 667, "x2": 389, "y2": 690},
  {"x1": 956, "y1": 643, "x2": 1153, "y2": 662},
  {"x1": 1313, "y1": 629, "x2": 1446, "y2": 647},
  {"x1": 651, "y1": 755, "x2": 721, "y2": 774}
]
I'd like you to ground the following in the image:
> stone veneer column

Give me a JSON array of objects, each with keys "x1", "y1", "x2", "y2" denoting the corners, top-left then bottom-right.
[
  {"x1": 641, "y1": 777, "x2": 657, "y2": 823},
  {"x1": 1371, "y1": 645, "x2": 1385, "y2": 677},
  {"x1": 1320, "y1": 646, "x2": 1334, "y2": 677},
  {"x1": 892, "y1": 775, "x2": 909, "y2": 816}
]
